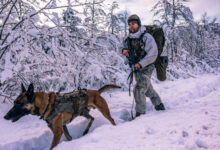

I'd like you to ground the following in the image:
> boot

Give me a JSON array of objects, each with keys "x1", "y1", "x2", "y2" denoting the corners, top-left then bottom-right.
[
  {"x1": 155, "y1": 103, "x2": 165, "y2": 111},
  {"x1": 136, "y1": 112, "x2": 145, "y2": 117}
]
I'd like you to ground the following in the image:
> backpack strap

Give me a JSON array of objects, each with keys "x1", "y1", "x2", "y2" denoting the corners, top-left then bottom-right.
[
  {"x1": 138, "y1": 29, "x2": 148, "y2": 50},
  {"x1": 139, "y1": 25, "x2": 156, "y2": 42},
  {"x1": 139, "y1": 32, "x2": 146, "y2": 41}
]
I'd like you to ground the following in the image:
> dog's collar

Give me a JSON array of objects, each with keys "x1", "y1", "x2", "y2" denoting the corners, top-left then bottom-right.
[{"x1": 39, "y1": 94, "x2": 51, "y2": 120}]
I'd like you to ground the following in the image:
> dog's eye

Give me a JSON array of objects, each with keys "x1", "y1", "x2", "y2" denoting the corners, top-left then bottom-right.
[{"x1": 24, "y1": 103, "x2": 32, "y2": 109}]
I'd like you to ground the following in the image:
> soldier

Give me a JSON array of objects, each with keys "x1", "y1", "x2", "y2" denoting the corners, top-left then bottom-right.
[{"x1": 122, "y1": 14, "x2": 165, "y2": 117}]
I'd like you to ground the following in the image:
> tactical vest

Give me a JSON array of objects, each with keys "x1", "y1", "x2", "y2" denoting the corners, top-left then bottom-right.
[
  {"x1": 45, "y1": 89, "x2": 88, "y2": 122},
  {"x1": 125, "y1": 36, "x2": 147, "y2": 66}
]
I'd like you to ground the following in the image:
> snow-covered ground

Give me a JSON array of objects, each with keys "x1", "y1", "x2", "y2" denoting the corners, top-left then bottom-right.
[{"x1": 0, "y1": 74, "x2": 220, "y2": 150}]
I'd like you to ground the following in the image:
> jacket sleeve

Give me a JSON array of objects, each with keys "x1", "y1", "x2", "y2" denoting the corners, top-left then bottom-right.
[{"x1": 139, "y1": 33, "x2": 158, "y2": 68}]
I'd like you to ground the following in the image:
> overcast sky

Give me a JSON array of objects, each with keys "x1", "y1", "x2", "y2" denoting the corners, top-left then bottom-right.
[{"x1": 107, "y1": 0, "x2": 220, "y2": 24}]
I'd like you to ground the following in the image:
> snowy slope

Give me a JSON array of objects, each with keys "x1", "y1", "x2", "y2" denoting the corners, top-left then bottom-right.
[{"x1": 0, "y1": 74, "x2": 220, "y2": 150}]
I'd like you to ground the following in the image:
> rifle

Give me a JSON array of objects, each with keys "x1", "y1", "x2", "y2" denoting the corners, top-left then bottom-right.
[
  {"x1": 125, "y1": 38, "x2": 140, "y2": 73},
  {"x1": 124, "y1": 38, "x2": 140, "y2": 97},
  {"x1": 125, "y1": 38, "x2": 141, "y2": 120}
]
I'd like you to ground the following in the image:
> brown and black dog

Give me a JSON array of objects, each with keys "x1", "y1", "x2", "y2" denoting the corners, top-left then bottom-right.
[{"x1": 4, "y1": 83, "x2": 120, "y2": 150}]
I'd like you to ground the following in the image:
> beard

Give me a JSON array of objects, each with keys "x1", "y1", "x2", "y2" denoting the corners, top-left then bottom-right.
[{"x1": 129, "y1": 27, "x2": 139, "y2": 33}]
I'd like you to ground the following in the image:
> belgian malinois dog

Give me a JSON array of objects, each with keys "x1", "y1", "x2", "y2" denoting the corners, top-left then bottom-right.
[{"x1": 4, "y1": 83, "x2": 120, "y2": 150}]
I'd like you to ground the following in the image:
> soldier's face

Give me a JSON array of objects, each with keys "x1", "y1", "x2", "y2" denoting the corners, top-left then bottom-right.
[{"x1": 129, "y1": 22, "x2": 139, "y2": 33}]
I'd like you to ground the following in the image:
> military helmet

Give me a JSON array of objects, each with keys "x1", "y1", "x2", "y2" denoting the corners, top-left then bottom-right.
[{"x1": 127, "y1": 14, "x2": 141, "y2": 26}]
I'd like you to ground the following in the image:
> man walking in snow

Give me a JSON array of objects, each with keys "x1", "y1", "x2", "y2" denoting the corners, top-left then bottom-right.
[{"x1": 122, "y1": 14, "x2": 165, "y2": 117}]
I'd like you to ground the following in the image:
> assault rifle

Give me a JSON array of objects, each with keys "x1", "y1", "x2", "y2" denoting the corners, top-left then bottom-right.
[
  {"x1": 124, "y1": 38, "x2": 141, "y2": 98},
  {"x1": 124, "y1": 38, "x2": 140, "y2": 73}
]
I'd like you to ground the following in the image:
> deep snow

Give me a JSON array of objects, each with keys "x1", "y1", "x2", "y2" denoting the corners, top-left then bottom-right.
[{"x1": 0, "y1": 74, "x2": 220, "y2": 150}]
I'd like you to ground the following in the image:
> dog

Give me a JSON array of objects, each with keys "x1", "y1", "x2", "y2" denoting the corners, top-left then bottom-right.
[{"x1": 4, "y1": 83, "x2": 120, "y2": 150}]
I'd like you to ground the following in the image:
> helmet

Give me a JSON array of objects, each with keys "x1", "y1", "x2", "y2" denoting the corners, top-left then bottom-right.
[{"x1": 127, "y1": 14, "x2": 141, "y2": 26}]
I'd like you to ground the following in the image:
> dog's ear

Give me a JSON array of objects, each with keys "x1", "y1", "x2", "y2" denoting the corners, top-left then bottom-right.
[
  {"x1": 26, "y1": 83, "x2": 34, "y2": 102},
  {"x1": 21, "y1": 83, "x2": 26, "y2": 93}
]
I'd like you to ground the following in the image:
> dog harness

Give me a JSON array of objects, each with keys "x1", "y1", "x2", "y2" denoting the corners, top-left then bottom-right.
[{"x1": 40, "y1": 89, "x2": 89, "y2": 123}]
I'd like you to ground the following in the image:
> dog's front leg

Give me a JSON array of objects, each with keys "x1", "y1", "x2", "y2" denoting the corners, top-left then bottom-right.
[{"x1": 50, "y1": 113, "x2": 64, "y2": 150}]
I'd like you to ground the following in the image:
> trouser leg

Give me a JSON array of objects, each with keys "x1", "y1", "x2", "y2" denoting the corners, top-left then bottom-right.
[
  {"x1": 133, "y1": 64, "x2": 163, "y2": 113},
  {"x1": 145, "y1": 83, "x2": 162, "y2": 106},
  {"x1": 133, "y1": 72, "x2": 151, "y2": 114}
]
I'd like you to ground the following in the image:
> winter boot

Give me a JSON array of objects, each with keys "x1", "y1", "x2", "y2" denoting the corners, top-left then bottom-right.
[
  {"x1": 155, "y1": 103, "x2": 165, "y2": 111},
  {"x1": 136, "y1": 112, "x2": 145, "y2": 117}
]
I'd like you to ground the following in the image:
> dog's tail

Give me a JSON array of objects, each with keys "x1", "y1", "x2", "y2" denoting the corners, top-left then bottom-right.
[{"x1": 98, "y1": 84, "x2": 121, "y2": 94}]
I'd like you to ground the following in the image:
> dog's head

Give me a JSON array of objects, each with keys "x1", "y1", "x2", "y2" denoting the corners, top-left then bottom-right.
[{"x1": 4, "y1": 83, "x2": 35, "y2": 122}]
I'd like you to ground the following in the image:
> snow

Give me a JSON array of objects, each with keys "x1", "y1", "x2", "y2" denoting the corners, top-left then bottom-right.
[{"x1": 0, "y1": 74, "x2": 220, "y2": 150}]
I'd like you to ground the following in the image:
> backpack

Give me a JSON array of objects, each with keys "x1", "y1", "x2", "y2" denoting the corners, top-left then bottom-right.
[{"x1": 141, "y1": 25, "x2": 168, "y2": 81}]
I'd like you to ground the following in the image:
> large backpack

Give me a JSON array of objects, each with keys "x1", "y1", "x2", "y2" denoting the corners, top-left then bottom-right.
[{"x1": 142, "y1": 25, "x2": 168, "y2": 81}]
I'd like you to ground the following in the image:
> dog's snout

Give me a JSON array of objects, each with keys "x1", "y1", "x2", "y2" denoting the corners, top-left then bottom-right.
[{"x1": 4, "y1": 114, "x2": 10, "y2": 120}]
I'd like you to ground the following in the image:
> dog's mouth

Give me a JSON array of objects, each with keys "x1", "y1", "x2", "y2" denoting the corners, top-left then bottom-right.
[
  {"x1": 4, "y1": 107, "x2": 30, "y2": 122},
  {"x1": 11, "y1": 113, "x2": 28, "y2": 122},
  {"x1": 11, "y1": 115, "x2": 23, "y2": 122}
]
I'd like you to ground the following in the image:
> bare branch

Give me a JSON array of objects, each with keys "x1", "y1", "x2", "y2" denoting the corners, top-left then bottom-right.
[
  {"x1": 28, "y1": 0, "x2": 104, "y2": 11},
  {"x1": 1, "y1": 0, "x2": 53, "y2": 46},
  {"x1": 41, "y1": 10, "x2": 90, "y2": 48},
  {"x1": 0, "y1": 0, "x2": 12, "y2": 14},
  {"x1": 0, "y1": 35, "x2": 20, "y2": 59},
  {"x1": 0, "y1": 0, "x2": 17, "y2": 40},
  {"x1": 0, "y1": 94, "x2": 14, "y2": 103}
]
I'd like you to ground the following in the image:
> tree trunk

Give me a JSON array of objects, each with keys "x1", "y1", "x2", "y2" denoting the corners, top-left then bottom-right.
[
  {"x1": 172, "y1": 0, "x2": 176, "y2": 58},
  {"x1": 91, "y1": 0, "x2": 95, "y2": 38},
  {"x1": 172, "y1": 0, "x2": 176, "y2": 27},
  {"x1": 125, "y1": 23, "x2": 127, "y2": 36},
  {"x1": 111, "y1": 9, "x2": 114, "y2": 34}
]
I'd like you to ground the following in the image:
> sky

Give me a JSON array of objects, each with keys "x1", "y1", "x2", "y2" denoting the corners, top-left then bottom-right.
[{"x1": 108, "y1": 0, "x2": 220, "y2": 24}]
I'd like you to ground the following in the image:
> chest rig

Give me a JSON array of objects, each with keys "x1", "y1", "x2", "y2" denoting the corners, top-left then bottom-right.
[{"x1": 125, "y1": 32, "x2": 147, "y2": 65}]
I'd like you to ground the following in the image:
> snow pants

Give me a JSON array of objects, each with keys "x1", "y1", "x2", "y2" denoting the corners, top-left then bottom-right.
[{"x1": 134, "y1": 64, "x2": 162, "y2": 114}]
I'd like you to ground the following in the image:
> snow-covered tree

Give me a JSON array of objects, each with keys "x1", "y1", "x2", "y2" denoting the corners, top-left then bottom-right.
[
  {"x1": 118, "y1": 9, "x2": 130, "y2": 36},
  {"x1": 83, "y1": 0, "x2": 106, "y2": 38},
  {"x1": 151, "y1": 0, "x2": 194, "y2": 62},
  {"x1": 152, "y1": 0, "x2": 193, "y2": 27},
  {"x1": 105, "y1": 1, "x2": 120, "y2": 34},
  {"x1": 63, "y1": 7, "x2": 81, "y2": 33},
  {"x1": 0, "y1": 0, "x2": 129, "y2": 103}
]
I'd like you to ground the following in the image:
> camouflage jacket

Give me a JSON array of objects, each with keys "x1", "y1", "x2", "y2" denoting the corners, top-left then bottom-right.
[{"x1": 122, "y1": 26, "x2": 158, "y2": 68}]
